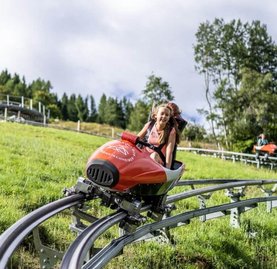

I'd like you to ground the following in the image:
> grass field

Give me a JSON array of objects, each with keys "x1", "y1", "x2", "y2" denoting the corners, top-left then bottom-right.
[{"x1": 0, "y1": 122, "x2": 276, "y2": 268}]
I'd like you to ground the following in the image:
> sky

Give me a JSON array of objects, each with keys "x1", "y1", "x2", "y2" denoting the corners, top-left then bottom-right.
[{"x1": 0, "y1": 0, "x2": 276, "y2": 123}]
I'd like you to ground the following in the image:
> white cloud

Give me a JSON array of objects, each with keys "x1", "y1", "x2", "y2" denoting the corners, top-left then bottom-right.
[{"x1": 0, "y1": 0, "x2": 276, "y2": 122}]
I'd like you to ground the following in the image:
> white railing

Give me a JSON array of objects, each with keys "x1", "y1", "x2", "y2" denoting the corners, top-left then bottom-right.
[
  {"x1": 178, "y1": 147, "x2": 277, "y2": 170},
  {"x1": 0, "y1": 94, "x2": 49, "y2": 124},
  {"x1": 0, "y1": 93, "x2": 47, "y2": 113}
]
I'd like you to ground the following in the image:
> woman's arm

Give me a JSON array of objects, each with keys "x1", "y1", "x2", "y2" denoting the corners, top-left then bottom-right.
[
  {"x1": 137, "y1": 122, "x2": 151, "y2": 139},
  {"x1": 165, "y1": 129, "x2": 176, "y2": 168}
]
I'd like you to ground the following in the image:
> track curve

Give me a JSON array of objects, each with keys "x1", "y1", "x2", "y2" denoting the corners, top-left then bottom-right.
[
  {"x1": 0, "y1": 193, "x2": 86, "y2": 268},
  {"x1": 1, "y1": 179, "x2": 276, "y2": 268},
  {"x1": 61, "y1": 210, "x2": 127, "y2": 269},
  {"x1": 82, "y1": 196, "x2": 277, "y2": 269}
]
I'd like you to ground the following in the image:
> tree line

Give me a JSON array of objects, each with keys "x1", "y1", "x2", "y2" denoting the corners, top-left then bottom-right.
[
  {"x1": 194, "y1": 18, "x2": 277, "y2": 151},
  {"x1": 0, "y1": 71, "x2": 178, "y2": 132}
]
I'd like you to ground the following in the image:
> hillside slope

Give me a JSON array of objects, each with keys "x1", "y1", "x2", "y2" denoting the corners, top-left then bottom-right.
[{"x1": 0, "y1": 122, "x2": 276, "y2": 268}]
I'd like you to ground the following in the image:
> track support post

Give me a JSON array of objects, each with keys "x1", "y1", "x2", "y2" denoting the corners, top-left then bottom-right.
[
  {"x1": 226, "y1": 187, "x2": 246, "y2": 228},
  {"x1": 33, "y1": 227, "x2": 64, "y2": 269},
  {"x1": 197, "y1": 193, "x2": 212, "y2": 222},
  {"x1": 260, "y1": 185, "x2": 277, "y2": 213}
]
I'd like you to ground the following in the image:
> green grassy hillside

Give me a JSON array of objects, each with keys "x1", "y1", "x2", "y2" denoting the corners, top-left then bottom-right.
[{"x1": 0, "y1": 122, "x2": 276, "y2": 268}]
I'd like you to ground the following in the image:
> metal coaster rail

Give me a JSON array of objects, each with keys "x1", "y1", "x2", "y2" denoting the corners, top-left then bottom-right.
[
  {"x1": 60, "y1": 211, "x2": 128, "y2": 269},
  {"x1": 62, "y1": 179, "x2": 277, "y2": 269},
  {"x1": 0, "y1": 193, "x2": 86, "y2": 268},
  {"x1": 83, "y1": 196, "x2": 277, "y2": 269},
  {"x1": 0, "y1": 179, "x2": 276, "y2": 269}
]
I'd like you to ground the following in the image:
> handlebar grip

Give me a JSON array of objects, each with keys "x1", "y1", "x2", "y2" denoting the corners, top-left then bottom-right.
[
  {"x1": 121, "y1": 132, "x2": 157, "y2": 152},
  {"x1": 121, "y1": 131, "x2": 139, "y2": 144}
]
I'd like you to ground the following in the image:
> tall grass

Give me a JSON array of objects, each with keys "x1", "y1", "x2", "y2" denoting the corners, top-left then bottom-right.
[{"x1": 0, "y1": 122, "x2": 276, "y2": 268}]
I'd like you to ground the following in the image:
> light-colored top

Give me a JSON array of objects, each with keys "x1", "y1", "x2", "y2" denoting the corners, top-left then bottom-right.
[
  {"x1": 138, "y1": 121, "x2": 176, "y2": 168},
  {"x1": 147, "y1": 122, "x2": 176, "y2": 156}
]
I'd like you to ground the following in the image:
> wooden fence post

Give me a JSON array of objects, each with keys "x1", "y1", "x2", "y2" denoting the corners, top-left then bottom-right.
[
  {"x1": 4, "y1": 107, "x2": 7, "y2": 121},
  {"x1": 77, "y1": 120, "x2": 80, "y2": 132}
]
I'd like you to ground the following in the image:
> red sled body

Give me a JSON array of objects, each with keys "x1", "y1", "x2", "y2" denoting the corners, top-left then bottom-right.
[
  {"x1": 86, "y1": 132, "x2": 184, "y2": 196},
  {"x1": 253, "y1": 143, "x2": 277, "y2": 157}
]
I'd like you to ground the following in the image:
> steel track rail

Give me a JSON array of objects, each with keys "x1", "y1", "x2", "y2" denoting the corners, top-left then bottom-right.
[
  {"x1": 1, "y1": 180, "x2": 276, "y2": 268},
  {"x1": 83, "y1": 195, "x2": 277, "y2": 269},
  {"x1": 62, "y1": 180, "x2": 277, "y2": 269},
  {"x1": 176, "y1": 178, "x2": 277, "y2": 186},
  {"x1": 0, "y1": 193, "x2": 86, "y2": 268},
  {"x1": 60, "y1": 211, "x2": 127, "y2": 269},
  {"x1": 61, "y1": 204, "x2": 152, "y2": 269},
  {"x1": 169, "y1": 180, "x2": 277, "y2": 203}
]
